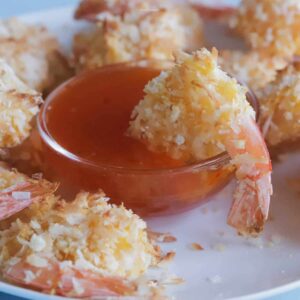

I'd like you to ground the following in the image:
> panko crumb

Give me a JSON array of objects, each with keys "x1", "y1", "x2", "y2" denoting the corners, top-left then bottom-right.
[
  {"x1": 259, "y1": 65, "x2": 300, "y2": 146},
  {"x1": 0, "y1": 60, "x2": 42, "y2": 148},
  {"x1": 0, "y1": 18, "x2": 72, "y2": 92},
  {"x1": 230, "y1": 0, "x2": 300, "y2": 57},
  {"x1": 191, "y1": 243, "x2": 204, "y2": 251},
  {"x1": 148, "y1": 230, "x2": 177, "y2": 243},
  {"x1": 158, "y1": 251, "x2": 176, "y2": 267},
  {"x1": 0, "y1": 189, "x2": 160, "y2": 280},
  {"x1": 73, "y1": 2, "x2": 203, "y2": 72},
  {"x1": 219, "y1": 50, "x2": 287, "y2": 91},
  {"x1": 128, "y1": 49, "x2": 254, "y2": 162}
]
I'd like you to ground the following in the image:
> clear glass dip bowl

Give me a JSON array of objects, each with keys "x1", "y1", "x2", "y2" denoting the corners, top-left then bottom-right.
[{"x1": 37, "y1": 61, "x2": 258, "y2": 217}]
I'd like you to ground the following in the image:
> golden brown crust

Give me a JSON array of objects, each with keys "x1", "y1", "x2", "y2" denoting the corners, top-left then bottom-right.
[
  {"x1": 0, "y1": 60, "x2": 42, "y2": 148},
  {"x1": 230, "y1": 0, "x2": 300, "y2": 57},
  {"x1": 219, "y1": 50, "x2": 287, "y2": 91},
  {"x1": 260, "y1": 64, "x2": 300, "y2": 146},
  {"x1": 0, "y1": 18, "x2": 72, "y2": 92},
  {"x1": 0, "y1": 187, "x2": 158, "y2": 279},
  {"x1": 73, "y1": 4, "x2": 203, "y2": 72},
  {"x1": 128, "y1": 49, "x2": 254, "y2": 162},
  {"x1": 74, "y1": 0, "x2": 169, "y2": 21}
]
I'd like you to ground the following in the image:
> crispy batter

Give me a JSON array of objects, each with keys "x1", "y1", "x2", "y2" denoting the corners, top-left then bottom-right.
[
  {"x1": 219, "y1": 50, "x2": 287, "y2": 91},
  {"x1": 260, "y1": 65, "x2": 300, "y2": 146},
  {"x1": 74, "y1": 0, "x2": 170, "y2": 21},
  {"x1": 0, "y1": 185, "x2": 158, "y2": 280},
  {"x1": 230, "y1": 0, "x2": 300, "y2": 57},
  {"x1": 128, "y1": 49, "x2": 254, "y2": 162},
  {"x1": 0, "y1": 60, "x2": 42, "y2": 148},
  {"x1": 0, "y1": 18, "x2": 72, "y2": 92},
  {"x1": 1, "y1": 126, "x2": 43, "y2": 175},
  {"x1": 73, "y1": 5, "x2": 203, "y2": 72}
]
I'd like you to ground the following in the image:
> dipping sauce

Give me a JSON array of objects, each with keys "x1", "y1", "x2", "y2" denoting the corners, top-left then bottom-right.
[
  {"x1": 38, "y1": 62, "x2": 233, "y2": 216},
  {"x1": 45, "y1": 65, "x2": 184, "y2": 169}
]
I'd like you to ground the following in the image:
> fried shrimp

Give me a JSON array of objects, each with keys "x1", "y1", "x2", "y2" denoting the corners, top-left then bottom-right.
[
  {"x1": 128, "y1": 49, "x2": 272, "y2": 235},
  {"x1": 0, "y1": 60, "x2": 42, "y2": 148},
  {"x1": 259, "y1": 64, "x2": 300, "y2": 147},
  {"x1": 0, "y1": 18, "x2": 72, "y2": 92},
  {"x1": 0, "y1": 180, "x2": 159, "y2": 297},
  {"x1": 230, "y1": 0, "x2": 300, "y2": 57},
  {"x1": 73, "y1": 1, "x2": 203, "y2": 72},
  {"x1": 219, "y1": 50, "x2": 287, "y2": 91},
  {"x1": 74, "y1": 0, "x2": 170, "y2": 21}
]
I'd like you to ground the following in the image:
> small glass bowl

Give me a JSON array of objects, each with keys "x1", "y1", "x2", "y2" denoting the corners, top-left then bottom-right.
[{"x1": 37, "y1": 61, "x2": 258, "y2": 217}]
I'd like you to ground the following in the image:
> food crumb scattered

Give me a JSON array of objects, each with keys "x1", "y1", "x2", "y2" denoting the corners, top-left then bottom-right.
[
  {"x1": 148, "y1": 230, "x2": 177, "y2": 243},
  {"x1": 191, "y1": 243, "x2": 204, "y2": 251},
  {"x1": 158, "y1": 251, "x2": 176, "y2": 267},
  {"x1": 163, "y1": 275, "x2": 185, "y2": 285}
]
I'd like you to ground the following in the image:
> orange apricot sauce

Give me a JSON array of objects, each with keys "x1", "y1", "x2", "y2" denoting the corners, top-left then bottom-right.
[{"x1": 45, "y1": 64, "x2": 184, "y2": 169}]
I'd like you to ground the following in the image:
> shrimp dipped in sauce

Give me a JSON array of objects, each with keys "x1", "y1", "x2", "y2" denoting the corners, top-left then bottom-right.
[{"x1": 128, "y1": 49, "x2": 273, "y2": 235}]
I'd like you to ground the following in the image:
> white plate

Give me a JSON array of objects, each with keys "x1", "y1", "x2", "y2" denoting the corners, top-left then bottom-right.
[{"x1": 1, "y1": 4, "x2": 300, "y2": 300}]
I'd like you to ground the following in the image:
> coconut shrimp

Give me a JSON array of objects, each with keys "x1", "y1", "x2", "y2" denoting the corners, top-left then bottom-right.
[
  {"x1": 230, "y1": 0, "x2": 300, "y2": 58},
  {"x1": 259, "y1": 64, "x2": 300, "y2": 147},
  {"x1": 0, "y1": 173, "x2": 160, "y2": 297},
  {"x1": 0, "y1": 18, "x2": 72, "y2": 93},
  {"x1": 74, "y1": 0, "x2": 171, "y2": 21},
  {"x1": 72, "y1": 0, "x2": 203, "y2": 72},
  {"x1": 219, "y1": 50, "x2": 287, "y2": 92},
  {"x1": 0, "y1": 59, "x2": 42, "y2": 148},
  {"x1": 128, "y1": 49, "x2": 272, "y2": 235}
]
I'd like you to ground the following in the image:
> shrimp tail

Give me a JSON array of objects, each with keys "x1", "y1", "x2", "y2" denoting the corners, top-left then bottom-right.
[
  {"x1": 0, "y1": 180, "x2": 57, "y2": 221},
  {"x1": 4, "y1": 259, "x2": 136, "y2": 298},
  {"x1": 228, "y1": 172, "x2": 272, "y2": 235}
]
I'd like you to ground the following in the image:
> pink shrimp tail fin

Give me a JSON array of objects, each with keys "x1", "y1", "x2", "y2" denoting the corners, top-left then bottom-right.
[
  {"x1": 0, "y1": 180, "x2": 57, "y2": 221},
  {"x1": 59, "y1": 268, "x2": 137, "y2": 298},
  {"x1": 5, "y1": 259, "x2": 136, "y2": 298},
  {"x1": 227, "y1": 173, "x2": 272, "y2": 236}
]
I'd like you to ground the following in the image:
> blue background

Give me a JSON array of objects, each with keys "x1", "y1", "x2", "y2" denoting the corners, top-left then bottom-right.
[{"x1": 0, "y1": 1, "x2": 299, "y2": 300}]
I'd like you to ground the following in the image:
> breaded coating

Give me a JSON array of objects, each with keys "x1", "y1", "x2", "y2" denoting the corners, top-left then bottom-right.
[
  {"x1": 75, "y1": 0, "x2": 170, "y2": 21},
  {"x1": 0, "y1": 188, "x2": 157, "y2": 281},
  {"x1": 219, "y1": 50, "x2": 287, "y2": 91},
  {"x1": 73, "y1": 5, "x2": 203, "y2": 72},
  {"x1": 260, "y1": 65, "x2": 300, "y2": 146},
  {"x1": 230, "y1": 0, "x2": 300, "y2": 57},
  {"x1": 0, "y1": 60, "x2": 42, "y2": 148},
  {"x1": 128, "y1": 49, "x2": 254, "y2": 162},
  {"x1": 0, "y1": 18, "x2": 72, "y2": 92}
]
